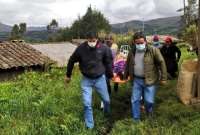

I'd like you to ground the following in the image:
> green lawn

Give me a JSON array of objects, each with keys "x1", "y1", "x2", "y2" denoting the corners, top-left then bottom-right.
[{"x1": 0, "y1": 48, "x2": 199, "y2": 135}]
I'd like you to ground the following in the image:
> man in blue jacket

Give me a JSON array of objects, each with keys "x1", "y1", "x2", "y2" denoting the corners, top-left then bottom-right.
[{"x1": 65, "y1": 32, "x2": 113, "y2": 129}]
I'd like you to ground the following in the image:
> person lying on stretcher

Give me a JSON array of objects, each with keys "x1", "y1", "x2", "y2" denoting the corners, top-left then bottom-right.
[{"x1": 112, "y1": 53, "x2": 128, "y2": 83}]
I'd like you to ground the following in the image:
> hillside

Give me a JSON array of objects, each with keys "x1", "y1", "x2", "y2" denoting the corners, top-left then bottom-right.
[
  {"x1": 0, "y1": 22, "x2": 46, "y2": 32},
  {"x1": 0, "y1": 16, "x2": 183, "y2": 41},
  {"x1": 0, "y1": 22, "x2": 12, "y2": 32},
  {"x1": 0, "y1": 32, "x2": 9, "y2": 41},
  {"x1": 111, "y1": 16, "x2": 184, "y2": 35},
  {"x1": 0, "y1": 31, "x2": 48, "y2": 42},
  {"x1": 24, "y1": 31, "x2": 49, "y2": 42},
  {"x1": 0, "y1": 22, "x2": 47, "y2": 42}
]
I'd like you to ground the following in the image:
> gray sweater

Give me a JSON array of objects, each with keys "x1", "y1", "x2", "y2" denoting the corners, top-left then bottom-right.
[{"x1": 134, "y1": 50, "x2": 145, "y2": 77}]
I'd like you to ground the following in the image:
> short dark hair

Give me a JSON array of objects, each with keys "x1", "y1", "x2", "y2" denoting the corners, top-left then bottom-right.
[
  {"x1": 85, "y1": 32, "x2": 98, "y2": 39},
  {"x1": 133, "y1": 32, "x2": 146, "y2": 41}
]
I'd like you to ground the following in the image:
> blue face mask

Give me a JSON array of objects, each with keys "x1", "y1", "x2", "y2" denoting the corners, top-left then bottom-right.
[
  {"x1": 153, "y1": 41, "x2": 159, "y2": 46},
  {"x1": 136, "y1": 43, "x2": 146, "y2": 51}
]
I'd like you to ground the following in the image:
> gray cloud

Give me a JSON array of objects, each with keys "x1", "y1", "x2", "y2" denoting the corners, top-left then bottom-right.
[
  {"x1": 0, "y1": 0, "x2": 183, "y2": 26},
  {"x1": 153, "y1": 0, "x2": 182, "y2": 16},
  {"x1": 0, "y1": 0, "x2": 53, "y2": 26},
  {"x1": 102, "y1": 0, "x2": 182, "y2": 23}
]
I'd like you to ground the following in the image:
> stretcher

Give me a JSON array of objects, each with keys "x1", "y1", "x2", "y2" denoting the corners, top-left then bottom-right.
[{"x1": 112, "y1": 45, "x2": 130, "y2": 83}]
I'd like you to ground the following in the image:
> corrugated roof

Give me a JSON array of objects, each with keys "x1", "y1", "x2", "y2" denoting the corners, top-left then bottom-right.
[{"x1": 0, "y1": 42, "x2": 53, "y2": 69}]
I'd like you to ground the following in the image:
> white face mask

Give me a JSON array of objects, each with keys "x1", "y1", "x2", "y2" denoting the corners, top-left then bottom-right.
[
  {"x1": 88, "y1": 41, "x2": 97, "y2": 48},
  {"x1": 135, "y1": 43, "x2": 146, "y2": 51}
]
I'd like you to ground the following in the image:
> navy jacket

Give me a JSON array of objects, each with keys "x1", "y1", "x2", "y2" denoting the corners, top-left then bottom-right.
[{"x1": 66, "y1": 41, "x2": 113, "y2": 79}]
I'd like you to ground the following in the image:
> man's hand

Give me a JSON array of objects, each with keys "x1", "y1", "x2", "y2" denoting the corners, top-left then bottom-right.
[
  {"x1": 160, "y1": 80, "x2": 167, "y2": 85},
  {"x1": 64, "y1": 76, "x2": 71, "y2": 84}
]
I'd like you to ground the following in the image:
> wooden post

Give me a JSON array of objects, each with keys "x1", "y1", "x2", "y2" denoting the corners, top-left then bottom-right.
[
  {"x1": 192, "y1": 73, "x2": 198, "y2": 97},
  {"x1": 198, "y1": 0, "x2": 200, "y2": 57},
  {"x1": 183, "y1": 0, "x2": 186, "y2": 24},
  {"x1": 197, "y1": 0, "x2": 200, "y2": 97}
]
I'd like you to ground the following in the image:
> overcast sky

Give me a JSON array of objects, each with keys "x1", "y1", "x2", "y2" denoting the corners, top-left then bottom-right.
[{"x1": 0, "y1": 0, "x2": 183, "y2": 27}]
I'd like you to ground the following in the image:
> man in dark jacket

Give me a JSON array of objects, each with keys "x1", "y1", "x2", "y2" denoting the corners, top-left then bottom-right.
[
  {"x1": 65, "y1": 33, "x2": 113, "y2": 129},
  {"x1": 124, "y1": 32, "x2": 167, "y2": 121},
  {"x1": 160, "y1": 37, "x2": 181, "y2": 78}
]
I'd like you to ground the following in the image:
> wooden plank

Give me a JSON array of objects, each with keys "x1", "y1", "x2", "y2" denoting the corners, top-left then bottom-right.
[
  {"x1": 191, "y1": 73, "x2": 197, "y2": 98},
  {"x1": 198, "y1": 74, "x2": 200, "y2": 98},
  {"x1": 190, "y1": 98, "x2": 200, "y2": 104}
]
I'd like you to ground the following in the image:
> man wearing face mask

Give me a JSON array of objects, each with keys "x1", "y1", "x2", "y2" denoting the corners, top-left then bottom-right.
[
  {"x1": 124, "y1": 32, "x2": 167, "y2": 121},
  {"x1": 152, "y1": 35, "x2": 162, "y2": 49},
  {"x1": 65, "y1": 32, "x2": 113, "y2": 129}
]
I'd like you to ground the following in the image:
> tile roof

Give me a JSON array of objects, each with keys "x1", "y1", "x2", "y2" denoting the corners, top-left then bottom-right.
[{"x1": 0, "y1": 42, "x2": 53, "y2": 69}]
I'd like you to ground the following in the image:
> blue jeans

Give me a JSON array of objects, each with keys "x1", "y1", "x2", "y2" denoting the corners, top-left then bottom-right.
[
  {"x1": 131, "y1": 78, "x2": 156, "y2": 120},
  {"x1": 81, "y1": 75, "x2": 110, "y2": 129}
]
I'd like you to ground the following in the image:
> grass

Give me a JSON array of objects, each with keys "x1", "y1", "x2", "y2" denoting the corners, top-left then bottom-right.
[
  {"x1": 0, "y1": 48, "x2": 199, "y2": 135},
  {"x1": 110, "y1": 80, "x2": 200, "y2": 135}
]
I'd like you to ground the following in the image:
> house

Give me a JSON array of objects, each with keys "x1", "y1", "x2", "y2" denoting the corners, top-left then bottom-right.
[
  {"x1": 30, "y1": 42, "x2": 76, "y2": 67},
  {"x1": 0, "y1": 41, "x2": 54, "y2": 81},
  {"x1": 71, "y1": 39, "x2": 86, "y2": 45}
]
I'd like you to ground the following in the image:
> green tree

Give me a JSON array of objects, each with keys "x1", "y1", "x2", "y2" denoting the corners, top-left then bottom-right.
[
  {"x1": 10, "y1": 24, "x2": 20, "y2": 39},
  {"x1": 10, "y1": 23, "x2": 27, "y2": 40},
  {"x1": 183, "y1": 24, "x2": 198, "y2": 47},
  {"x1": 47, "y1": 19, "x2": 59, "y2": 32},
  {"x1": 47, "y1": 6, "x2": 111, "y2": 42},
  {"x1": 180, "y1": 0, "x2": 198, "y2": 45},
  {"x1": 185, "y1": 0, "x2": 198, "y2": 25},
  {"x1": 47, "y1": 19, "x2": 59, "y2": 41},
  {"x1": 70, "y1": 18, "x2": 82, "y2": 38},
  {"x1": 51, "y1": 19, "x2": 58, "y2": 27},
  {"x1": 70, "y1": 6, "x2": 111, "y2": 38},
  {"x1": 47, "y1": 25, "x2": 50, "y2": 31},
  {"x1": 48, "y1": 27, "x2": 72, "y2": 42},
  {"x1": 19, "y1": 23, "x2": 27, "y2": 36}
]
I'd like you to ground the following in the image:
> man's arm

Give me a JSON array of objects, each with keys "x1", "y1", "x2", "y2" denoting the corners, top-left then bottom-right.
[
  {"x1": 154, "y1": 48, "x2": 167, "y2": 81},
  {"x1": 103, "y1": 47, "x2": 113, "y2": 79},
  {"x1": 66, "y1": 48, "x2": 80, "y2": 78}
]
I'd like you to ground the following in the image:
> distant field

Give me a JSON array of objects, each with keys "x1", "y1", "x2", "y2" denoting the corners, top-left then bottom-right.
[
  {"x1": 0, "y1": 31, "x2": 49, "y2": 43},
  {"x1": 0, "y1": 32, "x2": 9, "y2": 41}
]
